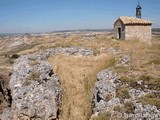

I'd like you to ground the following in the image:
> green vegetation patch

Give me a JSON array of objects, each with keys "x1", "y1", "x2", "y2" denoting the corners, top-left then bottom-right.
[
  {"x1": 93, "y1": 48, "x2": 100, "y2": 56},
  {"x1": 138, "y1": 93, "x2": 160, "y2": 109},
  {"x1": 95, "y1": 112, "x2": 111, "y2": 120},
  {"x1": 119, "y1": 75, "x2": 160, "y2": 90},
  {"x1": 124, "y1": 101, "x2": 134, "y2": 113},
  {"x1": 116, "y1": 88, "x2": 130, "y2": 101},
  {"x1": 138, "y1": 75, "x2": 160, "y2": 90},
  {"x1": 119, "y1": 76, "x2": 138, "y2": 88},
  {"x1": 114, "y1": 66, "x2": 129, "y2": 73},
  {"x1": 104, "y1": 57, "x2": 117, "y2": 68}
]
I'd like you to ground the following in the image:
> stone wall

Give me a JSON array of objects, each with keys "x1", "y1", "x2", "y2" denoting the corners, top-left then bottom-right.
[
  {"x1": 114, "y1": 19, "x2": 152, "y2": 45},
  {"x1": 125, "y1": 25, "x2": 152, "y2": 45}
]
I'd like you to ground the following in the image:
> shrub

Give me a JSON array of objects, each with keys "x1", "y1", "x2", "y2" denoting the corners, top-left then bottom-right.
[{"x1": 116, "y1": 88, "x2": 130, "y2": 101}]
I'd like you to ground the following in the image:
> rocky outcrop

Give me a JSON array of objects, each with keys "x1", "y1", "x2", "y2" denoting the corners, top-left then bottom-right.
[
  {"x1": 21, "y1": 46, "x2": 93, "y2": 62},
  {"x1": 1, "y1": 46, "x2": 94, "y2": 120},
  {"x1": 1, "y1": 54, "x2": 61, "y2": 119},
  {"x1": 92, "y1": 47, "x2": 160, "y2": 120},
  {"x1": 92, "y1": 68, "x2": 120, "y2": 114},
  {"x1": 133, "y1": 103, "x2": 160, "y2": 120},
  {"x1": 49, "y1": 46, "x2": 94, "y2": 56}
]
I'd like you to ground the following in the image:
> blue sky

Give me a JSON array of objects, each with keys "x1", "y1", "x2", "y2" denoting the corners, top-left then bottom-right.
[{"x1": 0, "y1": 0, "x2": 159, "y2": 33}]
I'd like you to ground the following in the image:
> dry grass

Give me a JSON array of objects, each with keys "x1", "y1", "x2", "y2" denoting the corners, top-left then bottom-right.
[
  {"x1": 48, "y1": 54, "x2": 114, "y2": 120},
  {"x1": 0, "y1": 33, "x2": 160, "y2": 119},
  {"x1": 138, "y1": 93, "x2": 160, "y2": 109},
  {"x1": 46, "y1": 35, "x2": 160, "y2": 120},
  {"x1": 111, "y1": 37, "x2": 160, "y2": 80},
  {"x1": 10, "y1": 34, "x2": 113, "y2": 55}
]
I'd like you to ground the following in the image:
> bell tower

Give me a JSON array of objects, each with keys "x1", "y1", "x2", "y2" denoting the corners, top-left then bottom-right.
[{"x1": 136, "y1": 2, "x2": 142, "y2": 18}]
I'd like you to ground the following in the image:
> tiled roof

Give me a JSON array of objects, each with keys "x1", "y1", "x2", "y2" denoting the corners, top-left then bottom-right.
[{"x1": 116, "y1": 16, "x2": 152, "y2": 25}]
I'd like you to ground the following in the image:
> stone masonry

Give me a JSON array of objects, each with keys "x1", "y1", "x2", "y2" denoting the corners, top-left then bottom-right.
[{"x1": 114, "y1": 16, "x2": 152, "y2": 45}]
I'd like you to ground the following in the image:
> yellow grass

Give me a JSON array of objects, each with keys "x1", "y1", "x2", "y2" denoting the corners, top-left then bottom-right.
[
  {"x1": 47, "y1": 36, "x2": 160, "y2": 120},
  {"x1": 116, "y1": 38, "x2": 160, "y2": 78},
  {"x1": 48, "y1": 54, "x2": 114, "y2": 120}
]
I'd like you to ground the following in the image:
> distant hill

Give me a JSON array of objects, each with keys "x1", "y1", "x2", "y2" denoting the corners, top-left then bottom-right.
[
  {"x1": 0, "y1": 33, "x2": 23, "y2": 37},
  {"x1": 152, "y1": 28, "x2": 160, "y2": 32},
  {"x1": 47, "y1": 29, "x2": 113, "y2": 33},
  {"x1": 0, "y1": 29, "x2": 113, "y2": 37},
  {"x1": 152, "y1": 28, "x2": 160, "y2": 35}
]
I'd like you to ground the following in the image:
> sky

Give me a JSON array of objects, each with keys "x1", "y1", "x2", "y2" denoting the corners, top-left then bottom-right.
[{"x1": 0, "y1": 0, "x2": 159, "y2": 33}]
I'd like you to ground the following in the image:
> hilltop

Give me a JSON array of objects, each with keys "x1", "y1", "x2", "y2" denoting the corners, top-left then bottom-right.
[{"x1": 0, "y1": 30, "x2": 159, "y2": 120}]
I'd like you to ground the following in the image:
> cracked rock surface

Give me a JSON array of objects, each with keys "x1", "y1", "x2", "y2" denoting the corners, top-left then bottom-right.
[
  {"x1": 1, "y1": 54, "x2": 61, "y2": 120},
  {"x1": 1, "y1": 46, "x2": 94, "y2": 120}
]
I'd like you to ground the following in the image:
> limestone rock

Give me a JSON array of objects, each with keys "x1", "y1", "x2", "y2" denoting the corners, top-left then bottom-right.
[
  {"x1": 1, "y1": 53, "x2": 61, "y2": 120},
  {"x1": 92, "y1": 68, "x2": 120, "y2": 113}
]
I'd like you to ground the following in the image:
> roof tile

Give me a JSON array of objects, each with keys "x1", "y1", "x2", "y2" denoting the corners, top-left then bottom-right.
[{"x1": 117, "y1": 16, "x2": 152, "y2": 25}]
